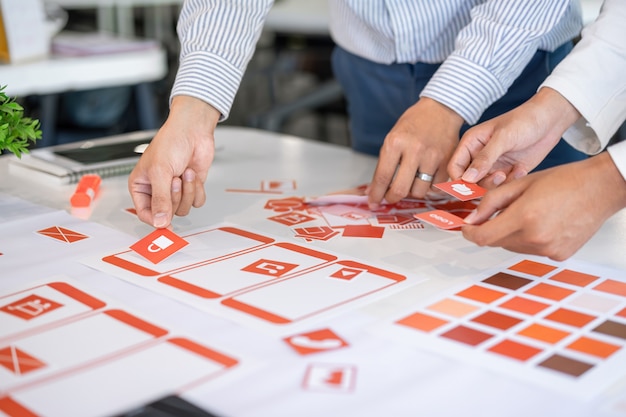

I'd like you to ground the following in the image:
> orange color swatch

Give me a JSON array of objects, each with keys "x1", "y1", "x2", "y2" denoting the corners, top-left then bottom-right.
[{"x1": 508, "y1": 260, "x2": 557, "y2": 277}]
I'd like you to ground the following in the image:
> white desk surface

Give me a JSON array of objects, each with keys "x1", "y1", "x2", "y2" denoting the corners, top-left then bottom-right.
[{"x1": 1, "y1": 126, "x2": 626, "y2": 416}]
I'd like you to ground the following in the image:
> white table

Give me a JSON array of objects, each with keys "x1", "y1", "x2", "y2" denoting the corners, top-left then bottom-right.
[{"x1": 1, "y1": 126, "x2": 626, "y2": 416}]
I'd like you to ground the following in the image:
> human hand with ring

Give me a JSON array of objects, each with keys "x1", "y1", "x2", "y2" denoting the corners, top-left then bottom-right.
[{"x1": 367, "y1": 97, "x2": 465, "y2": 209}]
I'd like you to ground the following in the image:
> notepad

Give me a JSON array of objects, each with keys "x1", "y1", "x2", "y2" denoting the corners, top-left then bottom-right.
[{"x1": 8, "y1": 130, "x2": 155, "y2": 184}]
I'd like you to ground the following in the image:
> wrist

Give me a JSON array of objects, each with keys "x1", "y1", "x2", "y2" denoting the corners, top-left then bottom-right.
[
  {"x1": 418, "y1": 97, "x2": 465, "y2": 132},
  {"x1": 588, "y1": 152, "x2": 626, "y2": 216},
  {"x1": 170, "y1": 95, "x2": 221, "y2": 131},
  {"x1": 531, "y1": 88, "x2": 581, "y2": 136}
]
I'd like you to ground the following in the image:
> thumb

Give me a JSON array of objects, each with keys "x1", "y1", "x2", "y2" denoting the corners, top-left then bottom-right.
[
  {"x1": 460, "y1": 138, "x2": 508, "y2": 183},
  {"x1": 463, "y1": 180, "x2": 524, "y2": 225}
]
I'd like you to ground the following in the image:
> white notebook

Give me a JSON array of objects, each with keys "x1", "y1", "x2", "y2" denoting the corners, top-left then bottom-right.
[{"x1": 9, "y1": 130, "x2": 155, "y2": 184}]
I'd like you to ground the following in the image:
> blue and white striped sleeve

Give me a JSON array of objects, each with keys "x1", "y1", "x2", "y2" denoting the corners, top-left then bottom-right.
[
  {"x1": 420, "y1": 0, "x2": 580, "y2": 125},
  {"x1": 171, "y1": 0, "x2": 274, "y2": 120}
]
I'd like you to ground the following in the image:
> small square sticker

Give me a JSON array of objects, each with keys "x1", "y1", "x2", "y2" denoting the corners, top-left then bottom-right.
[
  {"x1": 284, "y1": 328, "x2": 349, "y2": 355},
  {"x1": 130, "y1": 228, "x2": 189, "y2": 264},
  {"x1": 434, "y1": 180, "x2": 486, "y2": 201},
  {"x1": 414, "y1": 210, "x2": 465, "y2": 230}
]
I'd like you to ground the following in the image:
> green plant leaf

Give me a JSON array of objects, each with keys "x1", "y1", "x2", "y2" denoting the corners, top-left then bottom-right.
[{"x1": 0, "y1": 87, "x2": 42, "y2": 156}]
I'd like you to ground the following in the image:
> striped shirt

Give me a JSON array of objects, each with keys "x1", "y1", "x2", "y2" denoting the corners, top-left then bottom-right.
[{"x1": 172, "y1": 0, "x2": 582, "y2": 125}]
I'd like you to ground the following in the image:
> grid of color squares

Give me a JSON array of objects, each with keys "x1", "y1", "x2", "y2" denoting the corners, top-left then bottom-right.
[{"x1": 394, "y1": 258, "x2": 626, "y2": 390}]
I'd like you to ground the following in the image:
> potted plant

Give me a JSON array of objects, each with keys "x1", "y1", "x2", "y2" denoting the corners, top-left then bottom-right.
[{"x1": 0, "y1": 85, "x2": 42, "y2": 157}]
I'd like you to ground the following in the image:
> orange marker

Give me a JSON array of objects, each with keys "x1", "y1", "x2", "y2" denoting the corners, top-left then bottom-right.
[{"x1": 70, "y1": 174, "x2": 101, "y2": 208}]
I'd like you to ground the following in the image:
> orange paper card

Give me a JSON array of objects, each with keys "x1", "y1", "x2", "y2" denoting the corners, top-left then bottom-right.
[
  {"x1": 414, "y1": 210, "x2": 465, "y2": 230},
  {"x1": 130, "y1": 228, "x2": 189, "y2": 264},
  {"x1": 434, "y1": 180, "x2": 486, "y2": 201}
]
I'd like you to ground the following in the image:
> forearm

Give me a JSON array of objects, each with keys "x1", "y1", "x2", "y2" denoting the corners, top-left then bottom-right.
[
  {"x1": 541, "y1": 0, "x2": 626, "y2": 154},
  {"x1": 173, "y1": 0, "x2": 274, "y2": 120},
  {"x1": 421, "y1": 0, "x2": 579, "y2": 124}
]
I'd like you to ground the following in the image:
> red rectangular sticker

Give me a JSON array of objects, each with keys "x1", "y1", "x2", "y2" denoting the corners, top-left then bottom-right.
[
  {"x1": 414, "y1": 210, "x2": 465, "y2": 230},
  {"x1": 434, "y1": 180, "x2": 486, "y2": 201},
  {"x1": 130, "y1": 228, "x2": 189, "y2": 264}
]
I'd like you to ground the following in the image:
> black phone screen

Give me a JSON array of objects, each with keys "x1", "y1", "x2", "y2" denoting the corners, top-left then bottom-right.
[{"x1": 54, "y1": 138, "x2": 151, "y2": 164}]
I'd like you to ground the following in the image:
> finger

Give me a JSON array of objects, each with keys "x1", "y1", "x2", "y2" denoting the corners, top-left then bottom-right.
[
  {"x1": 148, "y1": 167, "x2": 175, "y2": 229},
  {"x1": 509, "y1": 164, "x2": 529, "y2": 181},
  {"x1": 129, "y1": 179, "x2": 154, "y2": 226},
  {"x1": 479, "y1": 171, "x2": 507, "y2": 189},
  {"x1": 410, "y1": 161, "x2": 440, "y2": 199},
  {"x1": 193, "y1": 173, "x2": 206, "y2": 208},
  {"x1": 448, "y1": 142, "x2": 473, "y2": 180},
  {"x1": 450, "y1": 125, "x2": 493, "y2": 181},
  {"x1": 462, "y1": 210, "x2": 521, "y2": 248},
  {"x1": 171, "y1": 176, "x2": 183, "y2": 214},
  {"x1": 459, "y1": 131, "x2": 508, "y2": 183},
  {"x1": 175, "y1": 169, "x2": 197, "y2": 216},
  {"x1": 368, "y1": 148, "x2": 402, "y2": 209},
  {"x1": 463, "y1": 181, "x2": 524, "y2": 225},
  {"x1": 384, "y1": 151, "x2": 420, "y2": 204}
]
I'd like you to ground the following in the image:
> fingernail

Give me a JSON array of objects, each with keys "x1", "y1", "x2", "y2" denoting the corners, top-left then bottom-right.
[
  {"x1": 513, "y1": 170, "x2": 527, "y2": 179},
  {"x1": 464, "y1": 209, "x2": 478, "y2": 224},
  {"x1": 493, "y1": 172, "x2": 506, "y2": 186},
  {"x1": 368, "y1": 203, "x2": 379, "y2": 211},
  {"x1": 171, "y1": 181, "x2": 181, "y2": 193},
  {"x1": 184, "y1": 170, "x2": 195, "y2": 182},
  {"x1": 153, "y1": 212, "x2": 168, "y2": 228},
  {"x1": 462, "y1": 168, "x2": 478, "y2": 183}
]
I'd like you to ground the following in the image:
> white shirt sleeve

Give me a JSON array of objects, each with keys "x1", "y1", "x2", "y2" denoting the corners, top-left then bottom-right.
[
  {"x1": 608, "y1": 141, "x2": 626, "y2": 183},
  {"x1": 421, "y1": 0, "x2": 579, "y2": 125},
  {"x1": 541, "y1": 0, "x2": 626, "y2": 155},
  {"x1": 171, "y1": 0, "x2": 274, "y2": 120}
]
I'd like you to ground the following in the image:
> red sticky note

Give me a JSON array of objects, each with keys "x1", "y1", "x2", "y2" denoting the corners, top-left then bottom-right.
[
  {"x1": 341, "y1": 224, "x2": 385, "y2": 238},
  {"x1": 434, "y1": 180, "x2": 486, "y2": 201},
  {"x1": 414, "y1": 210, "x2": 465, "y2": 230},
  {"x1": 130, "y1": 228, "x2": 189, "y2": 264}
]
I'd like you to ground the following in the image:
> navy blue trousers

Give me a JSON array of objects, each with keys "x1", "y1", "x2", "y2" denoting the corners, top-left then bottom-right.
[{"x1": 331, "y1": 43, "x2": 587, "y2": 171}]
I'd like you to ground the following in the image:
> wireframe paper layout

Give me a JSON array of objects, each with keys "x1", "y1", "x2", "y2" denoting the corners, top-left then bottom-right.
[
  {"x1": 87, "y1": 224, "x2": 427, "y2": 334},
  {"x1": 0, "y1": 278, "x2": 241, "y2": 417}
]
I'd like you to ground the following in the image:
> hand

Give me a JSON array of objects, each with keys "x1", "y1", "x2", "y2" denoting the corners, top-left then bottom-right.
[
  {"x1": 461, "y1": 152, "x2": 626, "y2": 260},
  {"x1": 448, "y1": 87, "x2": 581, "y2": 188},
  {"x1": 128, "y1": 96, "x2": 220, "y2": 228},
  {"x1": 368, "y1": 98, "x2": 464, "y2": 208}
]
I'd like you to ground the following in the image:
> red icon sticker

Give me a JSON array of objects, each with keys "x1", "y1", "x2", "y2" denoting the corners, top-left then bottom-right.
[
  {"x1": 340, "y1": 224, "x2": 385, "y2": 238},
  {"x1": 241, "y1": 259, "x2": 299, "y2": 277},
  {"x1": 330, "y1": 267, "x2": 363, "y2": 281},
  {"x1": 302, "y1": 363, "x2": 357, "y2": 393},
  {"x1": 264, "y1": 197, "x2": 306, "y2": 213},
  {"x1": 268, "y1": 212, "x2": 317, "y2": 226},
  {"x1": 130, "y1": 228, "x2": 189, "y2": 264},
  {"x1": 293, "y1": 226, "x2": 340, "y2": 242},
  {"x1": 0, "y1": 346, "x2": 47, "y2": 375},
  {"x1": 414, "y1": 210, "x2": 465, "y2": 230},
  {"x1": 284, "y1": 328, "x2": 349, "y2": 355},
  {"x1": 1, "y1": 294, "x2": 63, "y2": 320},
  {"x1": 37, "y1": 226, "x2": 89, "y2": 243},
  {"x1": 434, "y1": 180, "x2": 486, "y2": 201}
]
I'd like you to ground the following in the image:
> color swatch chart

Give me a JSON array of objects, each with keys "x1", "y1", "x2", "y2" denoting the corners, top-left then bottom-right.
[{"x1": 382, "y1": 257, "x2": 626, "y2": 399}]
